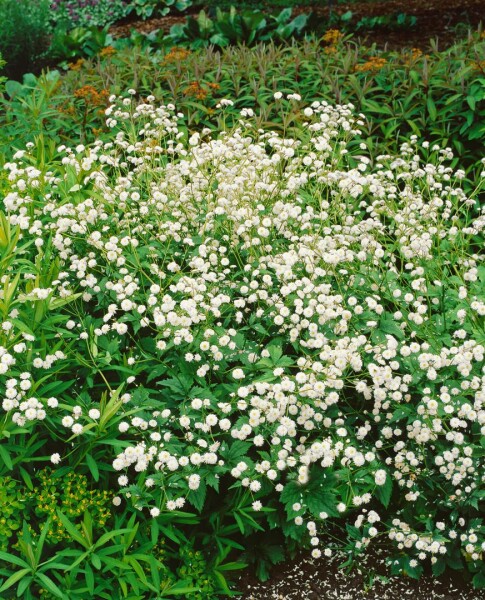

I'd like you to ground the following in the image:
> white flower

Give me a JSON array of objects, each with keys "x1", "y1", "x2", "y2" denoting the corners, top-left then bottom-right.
[
  {"x1": 232, "y1": 368, "x2": 245, "y2": 380},
  {"x1": 62, "y1": 416, "x2": 74, "y2": 427},
  {"x1": 50, "y1": 453, "x2": 61, "y2": 464},
  {"x1": 72, "y1": 423, "x2": 83, "y2": 435},
  {"x1": 89, "y1": 408, "x2": 101, "y2": 420},
  {"x1": 188, "y1": 474, "x2": 201, "y2": 490},
  {"x1": 374, "y1": 470, "x2": 387, "y2": 486}
]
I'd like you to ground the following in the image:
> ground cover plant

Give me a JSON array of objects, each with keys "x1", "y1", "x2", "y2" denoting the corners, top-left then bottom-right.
[
  {"x1": 50, "y1": 0, "x2": 193, "y2": 28},
  {"x1": 0, "y1": 85, "x2": 484, "y2": 599}
]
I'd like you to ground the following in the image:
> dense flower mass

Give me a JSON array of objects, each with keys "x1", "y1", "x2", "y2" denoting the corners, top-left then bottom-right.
[{"x1": 1, "y1": 94, "x2": 484, "y2": 587}]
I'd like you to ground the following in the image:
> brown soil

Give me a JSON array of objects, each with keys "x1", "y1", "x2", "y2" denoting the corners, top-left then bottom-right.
[
  {"x1": 109, "y1": 0, "x2": 484, "y2": 50},
  {"x1": 308, "y1": 0, "x2": 485, "y2": 50}
]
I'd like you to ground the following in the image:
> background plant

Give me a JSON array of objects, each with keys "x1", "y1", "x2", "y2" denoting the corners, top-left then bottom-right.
[
  {"x1": 0, "y1": 0, "x2": 51, "y2": 79},
  {"x1": 2, "y1": 33, "x2": 483, "y2": 176},
  {"x1": 166, "y1": 7, "x2": 310, "y2": 49},
  {"x1": 49, "y1": 0, "x2": 129, "y2": 29},
  {"x1": 49, "y1": 0, "x2": 193, "y2": 29}
]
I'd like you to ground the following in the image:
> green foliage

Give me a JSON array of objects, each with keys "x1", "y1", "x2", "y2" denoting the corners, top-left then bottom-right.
[
  {"x1": 129, "y1": 0, "x2": 193, "y2": 20},
  {"x1": 0, "y1": 83, "x2": 484, "y2": 596},
  {"x1": 0, "y1": 0, "x2": 51, "y2": 79},
  {"x1": 167, "y1": 7, "x2": 311, "y2": 49},
  {"x1": 28, "y1": 470, "x2": 112, "y2": 544},
  {"x1": 355, "y1": 12, "x2": 418, "y2": 31},
  {"x1": 49, "y1": 0, "x2": 129, "y2": 30},
  {"x1": 0, "y1": 478, "x2": 25, "y2": 552},
  {"x1": 0, "y1": 53, "x2": 6, "y2": 94},
  {"x1": 49, "y1": 0, "x2": 192, "y2": 29},
  {"x1": 47, "y1": 26, "x2": 112, "y2": 62}
]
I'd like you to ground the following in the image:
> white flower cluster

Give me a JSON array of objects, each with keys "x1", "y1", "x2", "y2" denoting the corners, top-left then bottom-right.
[{"x1": 2, "y1": 93, "x2": 484, "y2": 568}]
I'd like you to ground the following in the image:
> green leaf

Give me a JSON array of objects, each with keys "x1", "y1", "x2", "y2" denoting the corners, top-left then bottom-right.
[
  {"x1": 306, "y1": 490, "x2": 338, "y2": 518},
  {"x1": 473, "y1": 569, "x2": 485, "y2": 589},
  {"x1": 0, "y1": 445, "x2": 13, "y2": 470},
  {"x1": 216, "y1": 561, "x2": 248, "y2": 572},
  {"x1": 379, "y1": 315, "x2": 404, "y2": 339},
  {"x1": 91, "y1": 554, "x2": 101, "y2": 570},
  {"x1": 375, "y1": 476, "x2": 393, "y2": 509},
  {"x1": 84, "y1": 562, "x2": 94, "y2": 595},
  {"x1": 0, "y1": 568, "x2": 31, "y2": 593},
  {"x1": 427, "y1": 96, "x2": 437, "y2": 121},
  {"x1": 95, "y1": 528, "x2": 131, "y2": 548},
  {"x1": 0, "y1": 550, "x2": 30, "y2": 569},
  {"x1": 432, "y1": 558, "x2": 446, "y2": 577},
  {"x1": 187, "y1": 480, "x2": 207, "y2": 513},
  {"x1": 19, "y1": 467, "x2": 34, "y2": 491},
  {"x1": 280, "y1": 481, "x2": 303, "y2": 509},
  {"x1": 85, "y1": 454, "x2": 99, "y2": 482},
  {"x1": 56, "y1": 511, "x2": 89, "y2": 549},
  {"x1": 36, "y1": 573, "x2": 66, "y2": 599}
]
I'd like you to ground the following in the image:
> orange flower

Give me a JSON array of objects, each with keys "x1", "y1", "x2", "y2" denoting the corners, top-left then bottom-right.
[
  {"x1": 471, "y1": 59, "x2": 485, "y2": 74},
  {"x1": 183, "y1": 81, "x2": 208, "y2": 100},
  {"x1": 74, "y1": 86, "x2": 110, "y2": 107},
  {"x1": 355, "y1": 56, "x2": 387, "y2": 73},
  {"x1": 99, "y1": 46, "x2": 116, "y2": 58},
  {"x1": 68, "y1": 58, "x2": 85, "y2": 71},
  {"x1": 402, "y1": 47, "x2": 422, "y2": 66},
  {"x1": 322, "y1": 29, "x2": 344, "y2": 46},
  {"x1": 163, "y1": 47, "x2": 192, "y2": 64}
]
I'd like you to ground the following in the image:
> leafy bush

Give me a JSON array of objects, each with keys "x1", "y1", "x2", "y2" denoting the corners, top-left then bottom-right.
[
  {"x1": 129, "y1": 0, "x2": 192, "y2": 20},
  {"x1": 167, "y1": 7, "x2": 310, "y2": 48},
  {"x1": 0, "y1": 0, "x2": 51, "y2": 79},
  {"x1": 49, "y1": 0, "x2": 129, "y2": 29},
  {"x1": 0, "y1": 93, "x2": 484, "y2": 598},
  {"x1": 49, "y1": 0, "x2": 193, "y2": 29},
  {"x1": 355, "y1": 12, "x2": 418, "y2": 31},
  {"x1": 47, "y1": 26, "x2": 113, "y2": 62}
]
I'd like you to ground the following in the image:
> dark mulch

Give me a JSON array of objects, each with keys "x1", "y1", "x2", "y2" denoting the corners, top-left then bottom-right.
[{"x1": 234, "y1": 546, "x2": 485, "y2": 600}]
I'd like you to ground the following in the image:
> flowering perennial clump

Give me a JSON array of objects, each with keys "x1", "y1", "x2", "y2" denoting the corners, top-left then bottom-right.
[{"x1": 1, "y1": 93, "x2": 484, "y2": 588}]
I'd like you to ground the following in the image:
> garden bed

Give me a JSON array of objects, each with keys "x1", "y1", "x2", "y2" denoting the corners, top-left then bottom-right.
[
  {"x1": 0, "y1": 4, "x2": 484, "y2": 599},
  {"x1": 108, "y1": 0, "x2": 485, "y2": 49}
]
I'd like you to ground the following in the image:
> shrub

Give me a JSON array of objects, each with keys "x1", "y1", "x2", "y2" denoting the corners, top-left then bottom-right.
[
  {"x1": 0, "y1": 0, "x2": 51, "y2": 79},
  {"x1": 49, "y1": 0, "x2": 129, "y2": 29},
  {"x1": 0, "y1": 94, "x2": 484, "y2": 597},
  {"x1": 49, "y1": 0, "x2": 193, "y2": 29},
  {"x1": 166, "y1": 7, "x2": 311, "y2": 49}
]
